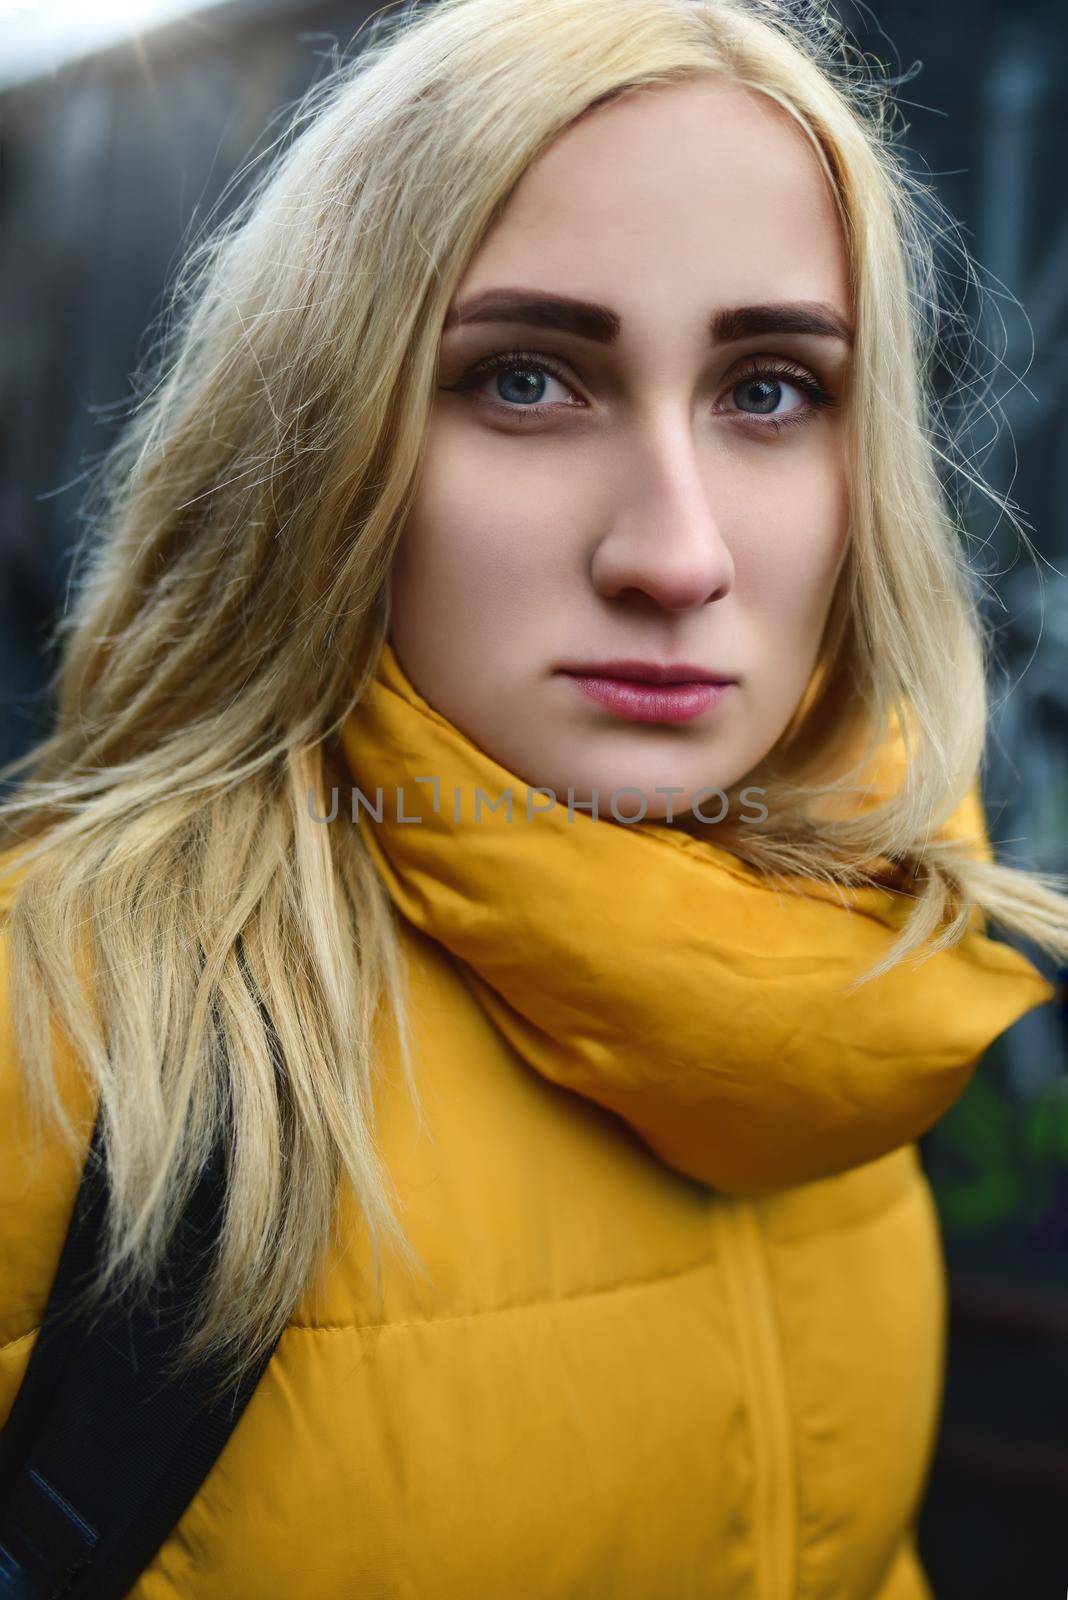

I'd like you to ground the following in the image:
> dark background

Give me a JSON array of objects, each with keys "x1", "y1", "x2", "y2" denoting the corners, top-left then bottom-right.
[{"x1": 1, "y1": 2, "x2": 1066, "y2": 1594}]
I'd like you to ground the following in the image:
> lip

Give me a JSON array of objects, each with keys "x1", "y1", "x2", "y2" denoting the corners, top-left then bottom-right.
[
  {"x1": 557, "y1": 659, "x2": 736, "y2": 685},
  {"x1": 558, "y1": 670, "x2": 736, "y2": 725}
]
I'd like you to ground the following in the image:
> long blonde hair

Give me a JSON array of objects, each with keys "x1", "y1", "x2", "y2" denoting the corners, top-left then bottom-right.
[{"x1": 3, "y1": 0, "x2": 1067, "y2": 1395}]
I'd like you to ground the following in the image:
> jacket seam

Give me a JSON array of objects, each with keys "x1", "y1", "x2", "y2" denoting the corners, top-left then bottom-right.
[
  {"x1": 0, "y1": 1183, "x2": 926, "y2": 1352},
  {"x1": 750, "y1": 1208, "x2": 801, "y2": 1600},
  {"x1": 285, "y1": 1249, "x2": 721, "y2": 1334}
]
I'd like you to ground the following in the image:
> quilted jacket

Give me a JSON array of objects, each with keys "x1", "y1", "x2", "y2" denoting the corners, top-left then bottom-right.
[{"x1": 0, "y1": 641, "x2": 1055, "y2": 1598}]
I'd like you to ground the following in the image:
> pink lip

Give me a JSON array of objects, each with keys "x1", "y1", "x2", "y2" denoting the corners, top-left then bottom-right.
[
  {"x1": 557, "y1": 658, "x2": 735, "y2": 685},
  {"x1": 559, "y1": 673, "x2": 735, "y2": 724}
]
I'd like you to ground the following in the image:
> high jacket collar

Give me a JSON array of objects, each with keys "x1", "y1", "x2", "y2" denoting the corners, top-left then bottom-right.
[{"x1": 337, "y1": 641, "x2": 1054, "y2": 1194}]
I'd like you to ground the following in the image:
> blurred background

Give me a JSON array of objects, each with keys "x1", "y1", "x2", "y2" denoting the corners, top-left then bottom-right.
[{"x1": 1, "y1": 0, "x2": 1066, "y2": 1593}]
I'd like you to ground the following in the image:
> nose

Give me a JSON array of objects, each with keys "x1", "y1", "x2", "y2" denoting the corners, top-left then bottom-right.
[{"x1": 589, "y1": 417, "x2": 735, "y2": 611}]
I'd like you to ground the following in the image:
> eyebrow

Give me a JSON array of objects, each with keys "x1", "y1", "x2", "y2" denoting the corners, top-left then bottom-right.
[{"x1": 442, "y1": 288, "x2": 854, "y2": 349}]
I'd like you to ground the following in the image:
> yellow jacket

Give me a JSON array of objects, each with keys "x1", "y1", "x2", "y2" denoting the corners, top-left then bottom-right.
[{"x1": 0, "y1": 644, "x2": 1055, "y2": 1599}]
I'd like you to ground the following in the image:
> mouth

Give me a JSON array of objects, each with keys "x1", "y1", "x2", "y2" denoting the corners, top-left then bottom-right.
[
  {"x1": 556, "y1": 665, "x2": 737, "y2": 725},
  {"x1": 556, "y1": 659, "x2": 736, "y2": 686}
]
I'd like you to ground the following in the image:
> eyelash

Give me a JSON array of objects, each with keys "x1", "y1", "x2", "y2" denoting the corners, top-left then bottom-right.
[{"x1": 443, "y1": 348, "x2": 839, "y2": 434}]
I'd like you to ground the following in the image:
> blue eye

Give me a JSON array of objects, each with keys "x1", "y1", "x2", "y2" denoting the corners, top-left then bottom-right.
[
  {"x1": 493, "y1": 365, "x2": 549, "y2": 405},
  {"x1": 444, "y1": 350, "x2": 579, "y2": 417},
  {"x1": 721, "y1": 365, "x2": 837, "y2": 432},
  {"x1": 442, "y1": 348, "x2": 839, "y2": 434}
]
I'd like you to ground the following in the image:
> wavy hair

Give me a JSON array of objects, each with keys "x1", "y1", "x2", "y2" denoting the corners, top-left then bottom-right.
[{"x1": 3, "y1": 0, "x2": 1067, "y2": 1394}]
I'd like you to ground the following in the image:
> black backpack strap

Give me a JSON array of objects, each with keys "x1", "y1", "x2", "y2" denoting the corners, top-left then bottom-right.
[{"x1": 0, "y1": 1102, "x2": 282, "y2": 1600}]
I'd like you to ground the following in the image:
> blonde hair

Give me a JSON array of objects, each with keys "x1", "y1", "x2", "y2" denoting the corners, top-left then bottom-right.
[{"x1": 3, "y1": 0, "x2": 1067, "y2": 1396}]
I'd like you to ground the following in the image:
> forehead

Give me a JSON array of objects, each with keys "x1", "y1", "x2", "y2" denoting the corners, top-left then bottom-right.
[{"x1": 453, "y1": 76, "x2": 851, "y2": 334}]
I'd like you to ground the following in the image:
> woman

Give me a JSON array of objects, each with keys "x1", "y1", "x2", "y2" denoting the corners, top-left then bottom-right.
[{"x1": 1, "y1": 0, "x2": 1065, "y2": 1594}]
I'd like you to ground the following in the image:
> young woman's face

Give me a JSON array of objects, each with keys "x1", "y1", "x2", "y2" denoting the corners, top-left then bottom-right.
[{"x1": 388, "y1": 74, "x2": 853, "y2": 822}]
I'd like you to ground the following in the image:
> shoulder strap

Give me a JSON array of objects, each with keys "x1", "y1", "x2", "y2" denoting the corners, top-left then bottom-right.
[{"x1": 0, "y1": 1103, "x2": 282, "y2": 1599}]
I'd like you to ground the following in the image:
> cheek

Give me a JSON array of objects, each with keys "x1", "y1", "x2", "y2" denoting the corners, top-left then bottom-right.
[
  {"x1": 393, "y1": 440, "x2": 504, "y2": 614},
  {"x1": 395, "y1": 420, "x2": 576, "y2": 619},
  {"x1": 736, "y1": 467, "x2": 848, "y2": 632},
  {"x1": 394, "y1": 507, "x2": 537, "y2": 637}
]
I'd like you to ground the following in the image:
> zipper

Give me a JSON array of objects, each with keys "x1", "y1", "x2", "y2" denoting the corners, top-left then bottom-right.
[{"x1": 712, "y1": 1198, "x2": 797, "y2": 1600}]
